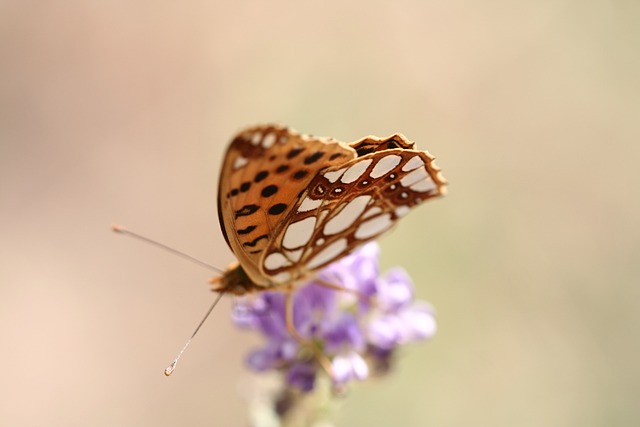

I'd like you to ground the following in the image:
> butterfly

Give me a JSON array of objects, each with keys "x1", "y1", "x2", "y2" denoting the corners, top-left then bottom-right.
[{"x1": 211, "y1": 124, "x2": 446, "y2": 295}]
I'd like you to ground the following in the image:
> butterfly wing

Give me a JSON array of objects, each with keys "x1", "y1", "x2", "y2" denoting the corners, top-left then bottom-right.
[
  {"x1": 260, "y1": 133, "x2": 446, "y2": 282},
  {"x1": 218, "y1": 124, "x2": 357, "y2": 287}
]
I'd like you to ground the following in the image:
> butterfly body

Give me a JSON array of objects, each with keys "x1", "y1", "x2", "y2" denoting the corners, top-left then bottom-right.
[{"x1": 212, "y1": 124, "x2": 446, "y2": 295}]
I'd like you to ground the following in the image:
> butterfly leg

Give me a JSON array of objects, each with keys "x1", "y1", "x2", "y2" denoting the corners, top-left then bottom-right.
[
  {"x1": 313, "y1": 276, "x2": 372, "y2": 304},
  {"x1": 284, "y1": 290, "x2": 337, "y2": 382}
]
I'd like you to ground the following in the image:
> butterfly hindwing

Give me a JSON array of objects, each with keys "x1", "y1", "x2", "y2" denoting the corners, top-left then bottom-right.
[{"x1": 260, "y1": 133, "x2": 446, "y2": 282}]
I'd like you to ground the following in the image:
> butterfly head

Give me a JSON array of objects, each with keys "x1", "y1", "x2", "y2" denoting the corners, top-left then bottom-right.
[{"x1": 209, "y1": 262, "x2": 272, "y2": 295}]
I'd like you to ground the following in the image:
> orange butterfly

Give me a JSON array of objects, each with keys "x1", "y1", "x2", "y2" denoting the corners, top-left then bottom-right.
[
  {"x1": 211, "y1": 124, "x2": 446, "y2": 295},
  {"x1": 115, "y1": 123, "x2": 446, "y2": 377}
]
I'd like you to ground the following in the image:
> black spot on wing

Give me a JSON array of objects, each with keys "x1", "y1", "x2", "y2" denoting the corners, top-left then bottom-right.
[
  {"x1": 235, "y1": 204, "x2": 259, "y2": 218},
  {"x1": 261, "y1": 185, "x2": 278, "y2": 197},
  {"x1": 243, "y1": 234, "x2": 269, "y2": 248},
  {"x1": 276, "y1": 165, "x2": 290, "y2": 173},
  {"x1": 304, "y1": 151, "x2": 324, "y2": 165},
  {"x1": 254, "y1": 170, "x2": 269, "y2": 183},
  {"x1": 268, "y1": 203, "x2": 287, "y2": 215},
  {"x1": 287, "y1": 147, "x2": 304, "y2": 159},
  {"x1": 293, "y1": 170, "x2": 309, "y2": 180},
  {"x1": 237, "y1": 225, "x2": 256, "y2": 235},
  {"x1": 355, "y1": 146, "x2": 375, "y2": 156},
  {"x1": 387, "y1": 141, "x2": 399, "y2": 149}
]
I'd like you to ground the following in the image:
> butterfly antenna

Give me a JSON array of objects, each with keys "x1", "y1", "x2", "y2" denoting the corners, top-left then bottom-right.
[
  {"x1": 163, "y1": 291, "x2": 225, "y2": 376},
  {"x1": 111, "y1": 224, "x2": 224, "y2": 274}
]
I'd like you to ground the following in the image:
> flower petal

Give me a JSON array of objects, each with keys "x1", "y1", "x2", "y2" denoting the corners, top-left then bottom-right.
[
  {"x1": 286, "y1": 361, "x2": 317, "y2": 392},
  {"x1": 331, "y1": 352, "x2": 369, "y2": 384},
  {"x1": 375, "y1": 268, "x2": 415, "y2": 312}
]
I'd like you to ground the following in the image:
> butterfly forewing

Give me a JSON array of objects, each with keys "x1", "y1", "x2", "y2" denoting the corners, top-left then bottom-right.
[
  {"x1": 218, "y1": 125, "x2": 356, "y2": 286},
  {"x1": 261, "y1": 133, "x2": 446, "y2": 281}
]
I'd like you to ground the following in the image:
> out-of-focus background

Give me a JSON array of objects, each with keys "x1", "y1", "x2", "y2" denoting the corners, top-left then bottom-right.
[{"x1": 1, "y1": 1, "x2": 639, "y2": 426}]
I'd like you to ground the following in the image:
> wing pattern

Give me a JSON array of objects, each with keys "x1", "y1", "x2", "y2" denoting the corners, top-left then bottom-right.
[
  {"x1": 218, "y1": 124, "x2": 356, "y2": 286},
  {"x1": 260, "y1": 133, "x2": 446, "y2": 283}
]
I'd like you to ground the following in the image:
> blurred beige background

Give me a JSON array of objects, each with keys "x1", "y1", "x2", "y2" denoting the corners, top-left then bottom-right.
[{"x1": 1, "y1": 1, "x2": 639, "y2": 426}]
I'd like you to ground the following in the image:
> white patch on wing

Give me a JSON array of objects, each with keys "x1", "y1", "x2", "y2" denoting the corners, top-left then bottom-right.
[
  {"x1": 270, "y1": 271, "x2": 291, "y2": 283},
  {"x1": 324, "y1": 195, "x2": 370, "y2": 235},
  {"x1": 341, "y1": 159, "x2": 373, "y2": 184},
  {"x1": 316, "y1": 209, "x2": 330, "y2": 224},
  {"x1": 233, "y1": 156, "x2": 248, "y2": 169},
  {"x1": 307, "y1": 238, "x2": 348, "y2": 270},
  {"x1": 284, "y1": 248, "x2": 304, "y2": 262},
  {"x1": 411, "y1": 178, "x2": 436, "y2": 193},
  {"x1": 262, "y1": 132, "x2": 276, "y2": 148},
  {"x1": 370, "y1": 155, "x2": 402, "y2": 178},
  {"x1": 354, "y1": 214, "x2": 393, "y2": 240},
  {"x1": 324, "y1": 167, "x2": 347, "y2": 183},
  {"x1": 251, "y1": 132, "x2": 262, "y2": 145},
  {"x1": 400, "y1": 166, "x2": 429, "y2": 187},
  {"x1": 362, "y1": 206, "x2": 382, "y2": 219},
  {"x1": 282, "y1": 216, "x2": 317, "y2": 249},
  {"x1": 402, "y1": 155, "x2": 423, "y2": 172},
  {"x1": 395, "y1": 205, "x2": 411, "y2": 217},
  {"x1": 298, "y1": 196, "x2": 322, "y2": 212},
  {"x1": 264, "y1": 252, "x2": 291, "y2": 271}
]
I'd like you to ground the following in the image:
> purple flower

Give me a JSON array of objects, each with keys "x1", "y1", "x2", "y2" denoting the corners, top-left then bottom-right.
[
  {"x1": 332, "y1": 351, "x2": 369, "y2": 385},
  {"x1": 286, "y1": 361, "x2": 317, "y2": 392},
  {"x1": 232, "y1": 242, "x2": 436, "y2": 392}
]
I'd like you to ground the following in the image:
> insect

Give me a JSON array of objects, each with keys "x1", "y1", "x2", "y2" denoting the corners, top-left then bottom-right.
[
  {"x1": 211, "y1": 124, "x2": 446, "y2": 295},
  {"x1": 115, "y1": 123, "x2": 446, "y2": 377}
]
